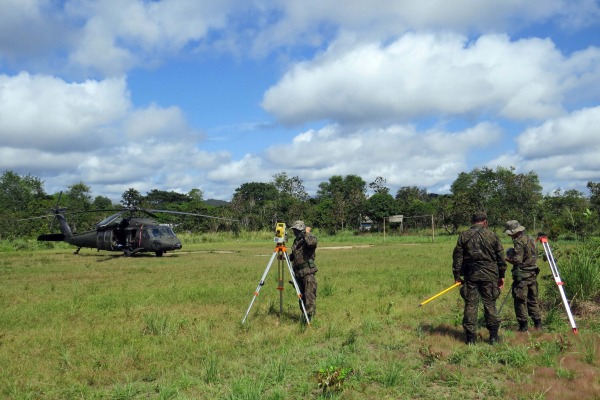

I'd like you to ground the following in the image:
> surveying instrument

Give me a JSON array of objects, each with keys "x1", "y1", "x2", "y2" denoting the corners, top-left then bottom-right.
[
  {"x1": 242, "y1": 222, "x2": 311, "y2": 325},
  {"x1": 537, "y1": 234, "x2": 578, "y2": 334}
]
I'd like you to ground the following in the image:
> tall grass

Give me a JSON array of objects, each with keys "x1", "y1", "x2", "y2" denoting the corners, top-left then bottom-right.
[{"x1": 542, "y1": 240, "x2": 600, "y2": 303}]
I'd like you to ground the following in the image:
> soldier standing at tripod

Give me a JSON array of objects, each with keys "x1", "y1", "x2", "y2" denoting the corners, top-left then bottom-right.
[
  {"x1": 505, "y1": 220, "x2": 542, "y2": 332},
  {"x1": 290, "y1": 221, "x2": 318, "y2": 319},
  {"x1": 453, "y1": 212, "x2": 506, "y2": 345}
]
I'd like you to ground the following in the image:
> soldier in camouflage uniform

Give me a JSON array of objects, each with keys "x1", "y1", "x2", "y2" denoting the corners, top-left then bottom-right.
[
  {"x1": 452, "y1": 212, "x2": 506, "y2": 345},
  {"x1": 505, "y1": 220, "x2": 542, "y2": 332},
  {"x1": 289, "y1": 220, "x2": 318, "y2": 320}
]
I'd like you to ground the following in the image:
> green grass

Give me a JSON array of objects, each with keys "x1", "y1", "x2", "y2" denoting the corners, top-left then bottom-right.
[{"x1": 0, "y1": 234, "x2": 599, "y2": 399}]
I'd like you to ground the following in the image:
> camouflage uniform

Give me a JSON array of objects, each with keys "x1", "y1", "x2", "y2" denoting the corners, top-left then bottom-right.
[
  {"x1": 507, "y1": 229, "x2": 541, "y2": 331},
  {"x1": 452, "y1": 215, "x2": 506, "y2": 344},
  {"x1": 290, "y1": 221, "x2": 318, "y2": 319}
]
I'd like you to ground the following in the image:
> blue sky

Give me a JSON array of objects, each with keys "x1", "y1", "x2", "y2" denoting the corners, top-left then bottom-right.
[{"x1": 1, "y1": 0, "x2": 600, "y2": 201}]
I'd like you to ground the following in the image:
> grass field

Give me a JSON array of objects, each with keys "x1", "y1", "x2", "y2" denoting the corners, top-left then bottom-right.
[{"x1": 1, "y1": 233, "x2": 599, "y2": 399}]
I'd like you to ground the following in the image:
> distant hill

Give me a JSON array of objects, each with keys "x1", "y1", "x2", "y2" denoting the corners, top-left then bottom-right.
[{"x1": 205, "y1": 199, "x2": 230, "y2": 207}]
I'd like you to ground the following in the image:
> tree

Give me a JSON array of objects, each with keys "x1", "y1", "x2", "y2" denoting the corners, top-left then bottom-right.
[
  {"x1": 492, "y1": 167, "x2": 542, "y2": 227},
  {"x1": 188, "y1": 188, "x2": 204, "y2": 202},
  {"x1": 587, "y1": 181, "x2": 600, "y2": 218},
  {"x1": 66, "y1": 182, "x2": 92, "y2": 209},
  {"x1": 448, "y1": 166, "x2": 542, "y2": 231},
  {"x1": 64, "y1": 182, "x2": 96, "y2": 232},
  {"x1": 369, "y1": 176, "x2": 390, "y2": 195},
  {"x1": 92, "y1": 195, "x2": 114, "y2": 210},
  {"x1": 316, "y1": 175, "x2": 367, "y2": 232},
  {"x1": 0, "y1": 170, "x2": 47, "y2": 213},
  {"x1": 365, "y1": 192, "x2": 398, "y2": 228},
  {"x1": 145, "y1": 189, "x2": 190, "y2": 208},
  {"x1": 231, "y1": 182, "x2": 279, "y2": 230},
  {"x1": 0, "y1": 170, "x2": 48, "y2": 238},
  {"x1": 540, "y1": 189, "x2": 591, "y2": 240},
  {"x1": 121, "y1": 188, "x2": 143, "y2": 207},
  {"x1": 272, "y1": 172, "x2": 310, "y2": 224},
  {"x1": 395, "y1": 186, "x2": 429, "y2": 215},
  {"x1": 272, "y1": 172, "x2": 309, "y2": 201}
]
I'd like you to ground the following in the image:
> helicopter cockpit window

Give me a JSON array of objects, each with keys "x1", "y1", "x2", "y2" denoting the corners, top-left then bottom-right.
[
  {"x1": 160, "y1": 226, "x2": 176, "y2": 237},
  {"x1": 146, "y1": 226, "x2": 176, "y2": 238}
]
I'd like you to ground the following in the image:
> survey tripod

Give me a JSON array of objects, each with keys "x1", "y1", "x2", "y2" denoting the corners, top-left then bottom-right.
[
  {"x1": 242, "y1": 239, "x2": 311, "y2": 325},
  {"x1": 537, "y1": 234, "x2": 578, "y2": 334}
]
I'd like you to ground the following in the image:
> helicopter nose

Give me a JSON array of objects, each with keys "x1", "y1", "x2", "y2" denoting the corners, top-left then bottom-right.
[
  {"x1": 166, "y1": 238, "x2": 182, "y2": 250},
  {"x1": 153, "y1": 239, "x2": 182, "y2": 251}
]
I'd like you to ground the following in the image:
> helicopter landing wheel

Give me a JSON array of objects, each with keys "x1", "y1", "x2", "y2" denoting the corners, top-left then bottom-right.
[{"x1": 155, "y1": 250, "x2": 164, "y2": 257}]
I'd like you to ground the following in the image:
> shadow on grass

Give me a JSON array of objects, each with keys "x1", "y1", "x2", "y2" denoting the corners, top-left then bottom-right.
[
  {"x1": 67, "y1": 252, "x2": 170, "y2": 261},
  {"x1": 420, "y1": 323, "x2": 464, "y2": 342}
]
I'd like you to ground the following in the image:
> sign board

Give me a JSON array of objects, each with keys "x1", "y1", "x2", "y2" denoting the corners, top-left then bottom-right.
[{"x1": 388, "y1": 215, "x2": 403, "y2": 223}]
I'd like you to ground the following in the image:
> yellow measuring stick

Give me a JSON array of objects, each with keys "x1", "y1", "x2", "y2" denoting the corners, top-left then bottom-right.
[{"x1": 418, "y1": 282, "x2": 461, "y2": 307}]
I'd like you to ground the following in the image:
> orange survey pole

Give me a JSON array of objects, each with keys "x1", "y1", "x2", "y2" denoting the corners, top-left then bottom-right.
[{"x1": 419, "y1": 282, "x2": 461, "y2": 307}]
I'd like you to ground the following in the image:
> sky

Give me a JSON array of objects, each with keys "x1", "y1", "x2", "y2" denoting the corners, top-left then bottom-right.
[{"x1": 1, "y1": 0, "x2": 600, "y2": 202}]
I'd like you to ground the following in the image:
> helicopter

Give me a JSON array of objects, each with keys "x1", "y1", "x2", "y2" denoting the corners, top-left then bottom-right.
[{"x1": 30, "y1": 197, "x2": 237, "y2": 257}]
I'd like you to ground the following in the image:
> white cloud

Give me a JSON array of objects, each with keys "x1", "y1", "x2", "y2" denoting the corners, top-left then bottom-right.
[
  {"x1": 263, "y1": 122, "x2": 503, "y2": 194},
  {"x1": 0, "y1": 0, "x2": 68, "y2": 65},
  {"x1": 518, "y1": 106, "x2": 600, "y2": 158},
  {"x1": 262, "y1": 32, "x2": 598, "y2": 125},
  {"x1": 0, "y1": 147, "x2": 88, "y2": 175},
  {"x1": 66, "y1": 0, "x2": 233, "y2": 75},
  {"x1": 3, "y1": 0, "x2": 597, "y2": 75},
  {"x1": 250, "y1": 0, "x2": 584, "y2": 56},
  {"x1": 207, "y1": 154, "x2": 269, "y2": 183},
  {"x1": 0, "y1": 73, "x2": 129, "y2": 151},
  {"x1": 124, "y1": 104, "x2": 199, "y2": 141},
  {"x1": 487, "y1": 107, "x2": 600, "y2": 193},
  {"x1": 0, "y1": 71, "x2": 234, "y2": 200}
]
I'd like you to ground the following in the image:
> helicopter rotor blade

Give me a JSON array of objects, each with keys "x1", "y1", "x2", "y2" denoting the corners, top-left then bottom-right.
[
  {"x1": 17, "y1": 214, "x2": 56, "y2": 221},
  {"x1": 17, "y1": 209, "x2": 119, "y2": 222},
  {"x1": 130, "y1": 207, "x2": 159, "y2": 219},
  {"x1": 145, "y1": 209, "x2": 238, "y2": 222},
  {"x1": 95, "y1": 209, "x2": 131, "y2": 228}
]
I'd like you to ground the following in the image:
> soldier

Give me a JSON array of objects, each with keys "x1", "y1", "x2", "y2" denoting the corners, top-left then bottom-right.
[
  {"x1": 289, "y1": 220, "x2": 318, "y2": 319},
  {"x1": 505, "y1": 220, "x2": 542, "y2": 332},
  {"x1": 453, "y1": 212, "x2": 506, "y2": 344}
]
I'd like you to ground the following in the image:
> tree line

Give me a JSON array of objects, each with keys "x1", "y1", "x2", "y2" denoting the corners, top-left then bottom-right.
[{"x1": 2, "y1": 168, "x2": 600, "y2": 240}]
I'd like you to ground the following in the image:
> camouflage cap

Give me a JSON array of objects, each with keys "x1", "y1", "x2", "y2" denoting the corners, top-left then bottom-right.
[
  {"x1": 291, "y1": 220, "x2": 306, "y2": 231},
  {"x1": 505, "y1": 220, "x2": 525, "y2": 235}
]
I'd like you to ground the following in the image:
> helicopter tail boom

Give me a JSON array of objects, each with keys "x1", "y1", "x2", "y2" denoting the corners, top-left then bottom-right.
[{"x1": 38, "y1": 233, "x2": 66, "y2": 241}]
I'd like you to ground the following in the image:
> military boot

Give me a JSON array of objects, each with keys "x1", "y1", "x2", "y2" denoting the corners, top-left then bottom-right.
[
  {"x1": 488, "y1": 329, "x2": 500, "y2": 345},
  {"x1": 533, "y1": 319, "x2": 542, "y2": 330},
  {"x1": 518, "y1": 321, "x2": 528, "y2": 332},
  {"x1": 465, "y1": 332, "x2": 476, "y2": 345}
]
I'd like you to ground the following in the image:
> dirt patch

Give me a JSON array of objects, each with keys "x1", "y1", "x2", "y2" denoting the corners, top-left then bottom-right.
[
  {"x1": 518, "y1": 354, "x2": 600, "y2": 400},
  {"x1": 508, "y1": 334, "x2": 600, "y2": 400},
  {"x1": 320, "y1": 245, "x2": 374, "y2": 250},
  {"x1": 573, "y1": 300, "x2": 600, "y2": 319},
  {"x1": 166, "y1": 250, "x2": 235, "y2": 255}
]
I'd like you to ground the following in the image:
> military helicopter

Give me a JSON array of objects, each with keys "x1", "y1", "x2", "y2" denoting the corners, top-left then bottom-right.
[{"x1": 30, "y1": 196, "x2": 237, "y2": 257}]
